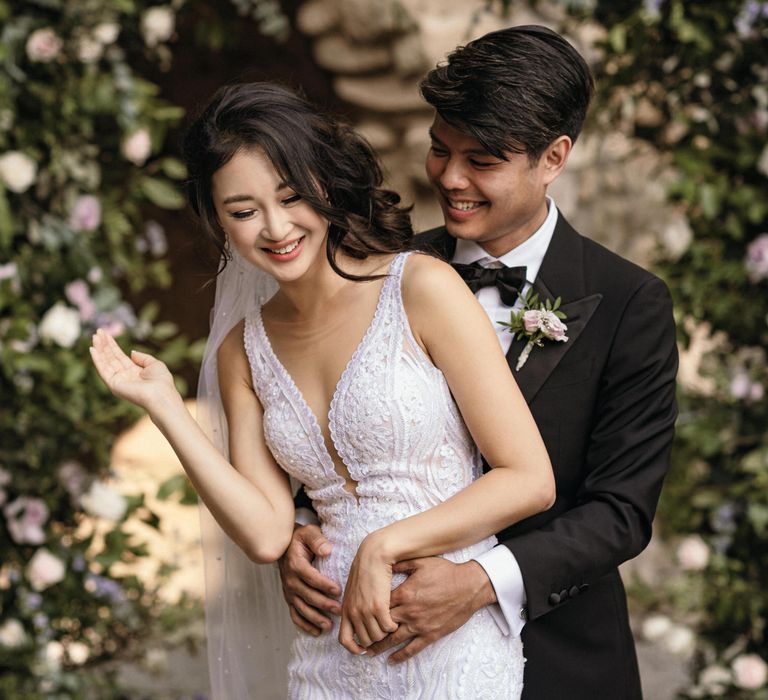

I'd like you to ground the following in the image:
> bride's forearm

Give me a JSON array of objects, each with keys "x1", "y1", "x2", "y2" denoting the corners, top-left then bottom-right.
[
  {"x1": 366, "y1": 467, "x2": 554, "y2": 564},
  {"x1": 149, "y1": 394, "x2": 293, "y2": 563}
]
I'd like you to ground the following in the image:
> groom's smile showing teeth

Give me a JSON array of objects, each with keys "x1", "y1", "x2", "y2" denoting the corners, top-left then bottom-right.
[{"x1": 448, "y1": 198, "x2": 486, "y2": 212}]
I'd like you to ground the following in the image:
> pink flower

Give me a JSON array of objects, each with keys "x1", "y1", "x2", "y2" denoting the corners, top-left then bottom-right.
[
  {"x1": 3, "y1": 496, "x2": 48, "y2": 545},
  {"x1": 25, "y1": 28, "x2": 63, "y2": 63},
  {"x1": 732, "y1": 653, "x2": 768, "y2": 690},
  {"x1": 68, "y1": 195, "x2": 102, "y2": 231},
  {"x1": 122, "y1": 129, "x2": 152, "y2": 166},
  {"x1": 0, "y1": 262, "x2": 17, "y2": 281},
  {"x1": 100, "y1": 320, "x2": 125, "y2": 337},
  {"x1": 676, "y1": 534, "x2": 709, "y2": 571},
  {"x1": 539, "y1": 311, "x2": 568, "y2": 341},
  {"x1": 522, "y1": 310, "x2": 541, "y2": 333},
  {"x1": 57, "y1": 461, "x2": 87, "y2": 499},
  {"x1": 521, "y1": 310, "x2": 568, "y2": 340},
  {"x1": 65, "y1": 280, "x2": 95, "y2": 322},
  {"x1": 745, "y1": 233, "x2": 768, "y2": 282}
]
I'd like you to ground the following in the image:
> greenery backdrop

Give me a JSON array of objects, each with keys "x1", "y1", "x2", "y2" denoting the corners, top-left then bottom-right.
[{"x1": 556, "y1": 1, "x2": 768, "y2": 696}]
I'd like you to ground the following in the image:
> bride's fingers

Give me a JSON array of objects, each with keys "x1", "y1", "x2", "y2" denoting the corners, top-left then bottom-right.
[
  {"x1": 130, "y1": 349, "x2": 155, "y2": 368},
  {"x1": 100, "y1": 330, "x2": 136, "y2": 371},
  {"x1": 89, "y1": 346, "x2": 113, "y2": 385},
  {"x1": 368, "y1": 624, "x2": 412, "y2": 656},
  {"x1": 338, "y1": 616, "x2": 367, "y2": 655}
]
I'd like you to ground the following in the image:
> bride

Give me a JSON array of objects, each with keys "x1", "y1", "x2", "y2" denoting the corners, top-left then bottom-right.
[{"x1": 90, "y1": 82, "x2": 554, "y2": 699}]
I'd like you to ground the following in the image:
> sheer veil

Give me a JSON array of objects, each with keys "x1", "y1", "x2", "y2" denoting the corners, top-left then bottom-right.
[{"x1": 195, "y1": 248, "x2": 295, "y2": 699}]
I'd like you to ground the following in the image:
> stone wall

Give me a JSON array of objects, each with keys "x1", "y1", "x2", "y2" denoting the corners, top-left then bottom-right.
[{"x1": 296, "y1": 0, "x2": 685, "y2": 267}]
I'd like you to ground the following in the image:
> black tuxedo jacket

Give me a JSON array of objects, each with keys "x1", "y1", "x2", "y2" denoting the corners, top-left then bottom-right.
[{"x1": 416, "y1": 213, "x2": 678, "y2": 699}]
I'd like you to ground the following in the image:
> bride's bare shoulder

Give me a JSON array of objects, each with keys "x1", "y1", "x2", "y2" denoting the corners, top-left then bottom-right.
[{"x1": 401, "y1": 252, "x2": 471, "y2": 304}]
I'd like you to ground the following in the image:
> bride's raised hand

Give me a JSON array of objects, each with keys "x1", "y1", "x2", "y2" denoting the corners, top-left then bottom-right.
[
  {"x1": 89, "y1": 329, "x2": 178, "y2": 413},
  {"x1": 338, "y1": 534, "x2": 399, "y2": 655}
]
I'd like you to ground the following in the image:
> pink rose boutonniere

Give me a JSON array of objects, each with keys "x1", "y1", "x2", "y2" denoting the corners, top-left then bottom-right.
[{"x1": 499, "y1": 290, "x2": 569, "y2": 371}]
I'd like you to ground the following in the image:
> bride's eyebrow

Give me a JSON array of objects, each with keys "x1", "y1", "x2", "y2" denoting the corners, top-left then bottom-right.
[{"x1": 222, "y1": 193, "x2": 255, "y2": 205}]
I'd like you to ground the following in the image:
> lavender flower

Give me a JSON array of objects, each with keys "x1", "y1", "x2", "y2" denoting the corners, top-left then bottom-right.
[{"x1": 745, "y1": 233, "x2": 768, "y2": 282}]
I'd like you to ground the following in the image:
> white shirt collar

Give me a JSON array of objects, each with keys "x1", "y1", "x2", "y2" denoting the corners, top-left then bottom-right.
[{"x1": 451, "y1": 196, "x2": 558, "y2": 284}]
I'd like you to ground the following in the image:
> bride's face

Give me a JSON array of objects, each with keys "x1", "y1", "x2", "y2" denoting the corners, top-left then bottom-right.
[{"x1": 212, "y1": 147, "x2": 328, "y2": 283}]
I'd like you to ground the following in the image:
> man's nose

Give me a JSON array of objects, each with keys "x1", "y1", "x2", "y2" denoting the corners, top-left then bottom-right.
[{"x1": 438, "y1": 158, "x2": 469, "y2": 191}]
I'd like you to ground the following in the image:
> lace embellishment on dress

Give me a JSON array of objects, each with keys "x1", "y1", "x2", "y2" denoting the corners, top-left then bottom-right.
[{"x1": 243, "y1": 252, "x2": 524, "y2": 699}]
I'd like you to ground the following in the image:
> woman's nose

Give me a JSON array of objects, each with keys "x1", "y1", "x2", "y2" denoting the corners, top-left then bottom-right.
[{"x1": 261, "y1": 209, "x2": 294, "y2": 240}]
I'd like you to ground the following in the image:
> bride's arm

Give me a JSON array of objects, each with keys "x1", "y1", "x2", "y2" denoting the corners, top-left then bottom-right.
[
  {"x1": 89, "y1": 323, "x2": 294, "y2": 563},
  {"x1": 339, "y1": 254, "x2": 554, "y2": 653}
]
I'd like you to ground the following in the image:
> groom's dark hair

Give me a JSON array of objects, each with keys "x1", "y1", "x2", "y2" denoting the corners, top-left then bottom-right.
[{"x1": 420, "y1": 25, "x2": 594, "y2": 164}]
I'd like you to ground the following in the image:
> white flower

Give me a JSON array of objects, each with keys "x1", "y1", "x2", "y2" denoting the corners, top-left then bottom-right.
[
  {"x1": 677, "y1": 534, "x2": 710, "y2": 571},
  {"x1": 699, "y1": 665, "x2": 732, "y2": 695},
  {"x1": 80, "y1": 480, "x2": 127, "y2": 522},
  {"x1": 76, "y1": 35, "x2": 103, "y2": 63},
  {"x1": 27, "y1": 549, "x2": 66, "y2": 591},
  {"x1": 122, "y1": 129, "x2": 152, "y2": 166},
  {"x1": 93, "y1": 23, "x2": 120, "y2": 45},
  {"x1": 66, "y1": 640, "x2": 90, "y2": 665},
  {"x1": 660, "y1": 214, "x2": 693, "y2": 260},
  {"x1": 732, "y1": 653, "x2": 768, "y2": 690},
  {"x1": 0, "y1": 618, "x2": 27, "y2": 648},
  {"x1": 25, "y1": 27, "x2": 63, "y2": 63},
  {"x1": 39, "y1": 302, "x2": 81, "y2": 348},
  {"x1": 43, "y1": 640, "x2": 64, "y2": 673},
  {"x1": 144, "y1": 647, "x2": 169, "y2": 673},
  {"x1": 141, "y1": 6, "x2": 175, "y2": 47},
  {"x1": 642, "y1": 613, "x2": 672, "y2": 642},
  {"x1": 0, "y1": 151, "x2": 37, "y2": 193},
  {"x1": 663, "y1": 624, "x2": 696, "y2": 656}
]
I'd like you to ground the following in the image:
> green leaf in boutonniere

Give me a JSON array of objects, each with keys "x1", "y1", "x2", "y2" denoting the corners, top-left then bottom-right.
[{"x1": 498, "y1": 289, "x2": 569, "y2": 371}]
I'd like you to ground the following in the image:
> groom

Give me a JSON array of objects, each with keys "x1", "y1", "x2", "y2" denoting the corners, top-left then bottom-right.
[{"x1": 280, "y1": 25, "x2": 678, "y2": 698}]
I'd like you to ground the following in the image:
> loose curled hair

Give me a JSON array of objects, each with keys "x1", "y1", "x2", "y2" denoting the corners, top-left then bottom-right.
[
  {"x1": 420, "y1": 25, "x2": 595, "y2": 164},
  {"x1": 182, "y1": 82, "x2": 413, "y2": 280}
]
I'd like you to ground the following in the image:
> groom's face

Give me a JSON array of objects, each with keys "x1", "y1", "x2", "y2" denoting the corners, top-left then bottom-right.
[{"x1": 425, "y1": 115, "x2": 552, "y2": 258}]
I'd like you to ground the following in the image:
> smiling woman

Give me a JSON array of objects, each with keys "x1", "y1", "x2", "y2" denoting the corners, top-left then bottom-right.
[
  {"x1": 211, "y1": 148, "x2": 329, "y2": 283},
  {"x1": 90, "y1": 82, "x2": 554, "y2": 699},
  {"x1": 182, "y1": 82, "x2": 412, "y2": 281}
]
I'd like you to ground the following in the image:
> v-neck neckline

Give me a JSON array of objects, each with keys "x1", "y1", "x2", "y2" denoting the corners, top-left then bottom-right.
[{"x1": 254, "y1": 253, "x2": 403, "y2": 502}]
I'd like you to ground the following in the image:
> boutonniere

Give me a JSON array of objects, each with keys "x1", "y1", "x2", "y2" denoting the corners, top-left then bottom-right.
[{"x1": 499, "y1": 290, "x2": 569, "y2": 371}]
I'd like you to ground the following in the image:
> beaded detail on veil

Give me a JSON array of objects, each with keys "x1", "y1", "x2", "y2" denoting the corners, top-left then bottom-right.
[{"x1": 243, "y1": 252, "x2": 523, "y2": 699}]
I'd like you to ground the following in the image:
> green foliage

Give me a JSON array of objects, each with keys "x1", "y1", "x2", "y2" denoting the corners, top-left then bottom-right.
[
  {"x1": 0, "y1": 1, "x2": 203, "y2": 696},
  {"x1": 560, "y1": 0, "x2": 768, "y2": 695}
]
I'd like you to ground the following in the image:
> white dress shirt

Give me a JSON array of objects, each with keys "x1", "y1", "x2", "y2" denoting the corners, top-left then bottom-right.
[
  {"x1": 455, "y1": 197, "x2": 558, "y2": 637},
  {"x1": 298, "y1": 198, "x2": 560, "y2": 637}
]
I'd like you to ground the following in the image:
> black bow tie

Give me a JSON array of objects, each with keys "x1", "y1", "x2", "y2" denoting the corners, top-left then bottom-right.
[{"x1": 451, "y1": 262, "x2": 528, "y2": 306}]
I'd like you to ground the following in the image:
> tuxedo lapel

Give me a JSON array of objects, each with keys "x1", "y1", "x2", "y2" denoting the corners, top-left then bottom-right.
[{"x1": 505, "y1": 214, "x2": 602, "y2": 402}]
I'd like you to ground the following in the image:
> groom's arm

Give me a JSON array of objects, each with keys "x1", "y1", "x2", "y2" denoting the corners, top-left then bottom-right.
[
  {"x1": 370, "y1": 275, "x2": 677, "y2": 661},
  {"x1": 500, "y1": 275, "x2": 678, "y2": 622}
]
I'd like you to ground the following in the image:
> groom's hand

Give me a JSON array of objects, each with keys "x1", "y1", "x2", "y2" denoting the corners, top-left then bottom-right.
[
  {"x1": 369, "y1": 557, "x2": 495, "y2": 662},
  {"x1": 278, "y1": 524, "x2": 342, "y2": 636}
]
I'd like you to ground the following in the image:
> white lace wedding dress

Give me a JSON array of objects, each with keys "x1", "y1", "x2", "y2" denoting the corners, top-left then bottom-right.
[{"x1": 243, "y1": 252, "x2": 524, "y2": 699}]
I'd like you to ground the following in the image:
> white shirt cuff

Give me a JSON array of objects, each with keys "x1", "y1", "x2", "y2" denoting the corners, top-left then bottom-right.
[
  {"x1": 294, "y1": 507, "x2": 319, "y2": 527},
  {"x1": 473, "y1": 545, "x2": 527, "y2": 637}
]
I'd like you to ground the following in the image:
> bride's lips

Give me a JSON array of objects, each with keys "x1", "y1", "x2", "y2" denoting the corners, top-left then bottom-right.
[{"x1": 261, "y1": 236, "x2": 305, "y2": 262}]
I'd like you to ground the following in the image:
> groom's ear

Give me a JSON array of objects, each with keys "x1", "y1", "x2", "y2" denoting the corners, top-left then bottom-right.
[{"x1": 540, "y1": 135, "x2": 573, "y2": 186}]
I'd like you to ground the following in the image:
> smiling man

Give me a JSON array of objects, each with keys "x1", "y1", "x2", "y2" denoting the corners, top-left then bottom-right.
[{"x1": 279, "y1": 25, "x2": 678, "y2": 698}]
